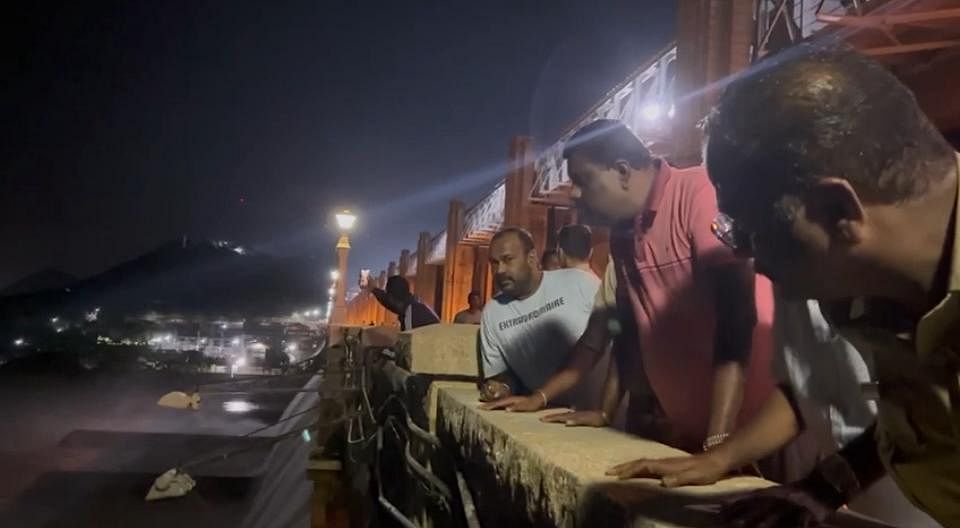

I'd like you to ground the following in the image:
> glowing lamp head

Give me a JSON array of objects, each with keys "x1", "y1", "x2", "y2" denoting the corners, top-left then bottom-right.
[
  {"x1": 335, "y1": 210, "x2": 357, "y2": 231},
  {"x1": 641, "y1": 102, "x2": 661, "y2": 122}
]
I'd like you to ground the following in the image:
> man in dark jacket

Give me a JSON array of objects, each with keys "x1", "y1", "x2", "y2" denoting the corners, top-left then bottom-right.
[{"x1": 366, "y1": 275, "x2": 439, "y2": 331}]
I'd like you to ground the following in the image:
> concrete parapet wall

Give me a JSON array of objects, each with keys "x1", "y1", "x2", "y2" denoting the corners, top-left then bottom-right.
[
  {"x1": 435, "y1": 387, "x2": 893, "y2": 528},
  {"x1": 398, "y1": 323, "x2": 480, "y2": 377}
]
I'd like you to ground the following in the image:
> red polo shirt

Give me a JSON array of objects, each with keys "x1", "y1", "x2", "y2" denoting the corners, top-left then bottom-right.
[{"x1": 599, "y1": 160, "x2": 776, "y2": 452}]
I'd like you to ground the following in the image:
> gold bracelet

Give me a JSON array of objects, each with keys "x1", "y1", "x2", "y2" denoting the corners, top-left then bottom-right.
[{"x1": 536, "y1": 390, "x2": 548, "y2": 407}]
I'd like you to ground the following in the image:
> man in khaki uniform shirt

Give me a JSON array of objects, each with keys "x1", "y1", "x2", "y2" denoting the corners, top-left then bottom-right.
[{"x1": 703, "y1": 42, "x2": 960, "y2": 527}]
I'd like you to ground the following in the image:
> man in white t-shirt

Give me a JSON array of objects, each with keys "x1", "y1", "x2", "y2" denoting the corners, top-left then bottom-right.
[{"x1": 477, "y1": 227, "x2": 600, "y2": 403}]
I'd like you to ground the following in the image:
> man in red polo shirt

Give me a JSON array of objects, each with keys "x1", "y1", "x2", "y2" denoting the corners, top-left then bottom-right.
[{"x1": 483, "y1": 120, "x2": 787, "y2": 468}]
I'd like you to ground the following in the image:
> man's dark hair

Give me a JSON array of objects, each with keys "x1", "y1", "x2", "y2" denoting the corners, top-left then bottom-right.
[
  {"x1": 540, "y1": 249, "x2": 558, "y2": 268},
  {"x1": 490, "y1": 226, "x2": 536, "y2": 254},
  {"x1": 562, "y1": 119, "x2": 653, "y2": 170},
  {"x1": 467, "y1": 291, "x2": 481, "y2": 300},
  {"x1": 385, "y1": 275, "x2": 411, "y2": 299},
  {"x1": 557, "y1": 224, "x2": 592, "y2": 261},
  {"x1": 707, "y1": 43, "x2": 955, "y2": 207}
]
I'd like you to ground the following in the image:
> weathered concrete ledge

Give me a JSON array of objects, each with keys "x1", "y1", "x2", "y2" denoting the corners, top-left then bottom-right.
[
  {"x1": 398, "y1": 323, "x2": 480, "y2": 376},
  {"x1": 435, "y1": 387, "x2": 894, "y2": 528}
]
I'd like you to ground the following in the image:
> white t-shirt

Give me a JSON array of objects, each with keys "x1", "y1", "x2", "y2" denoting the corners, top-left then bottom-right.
[
  {"x1": 774, "y1": 297, "x2": 876, "y2": 446},
  {"x1": 480, "y1": 268, "x2": 600, "y2": 392}
]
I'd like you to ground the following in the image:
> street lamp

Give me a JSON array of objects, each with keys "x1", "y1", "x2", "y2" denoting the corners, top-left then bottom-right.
[
  {"x1": 330, "y1": 209, "x2": 356, "y2": 325},
  {"x1": 335, "y1": 210, "x2": 357, "y2": 231}
]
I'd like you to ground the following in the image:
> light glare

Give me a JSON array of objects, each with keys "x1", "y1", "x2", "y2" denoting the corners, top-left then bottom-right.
[{"x1": 335, "y1": 210, "x2": 357, "y2": 231}]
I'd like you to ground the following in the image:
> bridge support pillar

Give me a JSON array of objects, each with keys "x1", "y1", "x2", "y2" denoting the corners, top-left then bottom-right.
[
  {"x1": 673, "y1": 0, "x2": 755, "y2": 166},
  {"x1": 415, "y1": 232, "x2": 440, "y2": 315}
]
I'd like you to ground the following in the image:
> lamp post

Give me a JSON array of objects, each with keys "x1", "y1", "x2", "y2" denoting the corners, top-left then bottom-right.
[{"x1": 331, "y1": 210, "x2": 356, "y2": 325}]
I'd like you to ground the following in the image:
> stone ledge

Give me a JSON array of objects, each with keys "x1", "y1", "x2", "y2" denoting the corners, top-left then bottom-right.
[
  {"x1": 398, "y1": 323, "x2": 480, "y2": 377},
  {"x1": 435, "y1": 387, "x2": 894, "y2": 528}
]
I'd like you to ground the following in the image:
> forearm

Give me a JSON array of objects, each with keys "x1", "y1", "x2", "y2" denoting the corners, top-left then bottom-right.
[
  {"x1": 371, "y1": 288, "x2": 401, "y2": 315},
  {"x1": 707, "y1": 360, "x2": 746, "y2": 438},
  {"x1": 836, "y1": 424, "x2": 885, "y2": 491},
  {"x1": 538, "y1": 312, "x2": 609, "y2": 402},
  {"x1": 538, "y1": 344, "x2": 600, "y2": 402},
  {"x1": 709, "y1": 387, "x2": 799, "y2": 469},
  {"x1": 599, "y1": 357, "x2": 622, "y2": 419}
]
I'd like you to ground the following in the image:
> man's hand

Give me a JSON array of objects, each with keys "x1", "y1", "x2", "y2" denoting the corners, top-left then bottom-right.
[
  {"x1": 719, "y1": 478, "x2": 841, "y2": 527},
  {"x1": 540, "y1": 410, "x2": 608, "y2": 427},
  {"x1": 479, "y1": 394, "x2": 544, "y2": 412},
  {"x1": 604, "y1": 453, "x2": 730, "y2": 487}
]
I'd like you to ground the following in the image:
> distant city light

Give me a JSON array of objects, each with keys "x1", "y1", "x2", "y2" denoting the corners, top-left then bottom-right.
[
  {"x1": 641, "y1": 102, "x2": 662, "y2": 122},
  {"x1": 55, "y1": 327, "x2": 64, "y2": 334},
  {"x1": 200, "y1": 338, "x2": 208, "y2": 345},
  {"x1": 285, "y1": 343, "x2": 298, "y2": 353},
  {"x1": 335, "y1": 210, "x2": 357, "y2": 231},
  {"x1": 330, "y1": 270, "x2": 340, "y2": 281},
  {"x1": 13, "y1": 338, "x2": 25, "y2": 347},
  {"x1": 233, "y1": 246, "x2": 246, "y2": 255},
  {"x1": 234, "y1": 357, "x2": 246, "y2": 368},
  {"x1": 231, "y1": 338, "x2": 241, "y2": 346},
  {"x1": 50, "y1": 317, "x2": 59, "y2": 324},
  {"x1": 328, "y1": 287, "x2": 336, "y2": 296},
  {"x1": 220, "y1": 323, "x2": 228, "y2": 330},
  {"x1": 311, "y1": 309, "x2": 320, "y2": 317}
]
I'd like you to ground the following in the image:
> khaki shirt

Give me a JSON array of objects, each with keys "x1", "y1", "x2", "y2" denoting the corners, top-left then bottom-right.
[{"x1": 835, "y1": 154, "x2": 960, "y2": 527}]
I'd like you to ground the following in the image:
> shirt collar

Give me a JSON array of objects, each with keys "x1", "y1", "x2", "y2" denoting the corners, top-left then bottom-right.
[{"x1": 915, "y1": 152, "x2": 960, "y2": 358}]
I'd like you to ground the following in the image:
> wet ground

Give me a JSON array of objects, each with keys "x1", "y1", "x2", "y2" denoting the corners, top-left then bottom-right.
[{"x1": 0, "y1": 369, "x2": 307, "y2": 527}]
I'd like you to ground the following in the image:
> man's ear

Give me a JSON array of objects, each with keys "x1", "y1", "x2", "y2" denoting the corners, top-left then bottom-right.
[
  {"x1": 614, "y1": 160, "x2": 631, "y2": 191},
  {"x1": 804, "y1": 178, "x2": 866, "y2": 244}
]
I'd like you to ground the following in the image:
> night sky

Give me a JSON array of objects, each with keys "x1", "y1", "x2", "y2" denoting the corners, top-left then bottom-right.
[{"x1": 2, "y1": 1, "x2": 674, "y2": 289}]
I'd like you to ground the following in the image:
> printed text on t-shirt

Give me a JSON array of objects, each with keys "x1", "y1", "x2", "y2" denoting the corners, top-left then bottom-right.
[{"x1": 497, "y1": 297, "x2": 565, "y2": 331}]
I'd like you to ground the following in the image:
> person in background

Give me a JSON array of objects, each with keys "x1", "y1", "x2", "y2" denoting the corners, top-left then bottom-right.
[
  {"x1": 365, "y1": 275, "x2": 439, "y2": 331},
  {"x1": 703, "y1": 43, "x2": 959, "y2": 527},
  {"x1": 540, "y1": 249, "x2": 560, "y2": 271},
  {"x1": 453, "y1": 291, "x2": 483, "y2": 324},
  {"x1": 484, "y1": 119, "x2": 789, "y2": 474},
  {"x1": 476, "y1": 227, "x2": 600, "y2": 403},
  {"x1": 557, "y1": 224, "x2": 595, "y2": 275}
]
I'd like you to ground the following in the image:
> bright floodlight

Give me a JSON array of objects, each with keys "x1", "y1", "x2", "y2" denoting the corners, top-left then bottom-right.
[
  {"x1": 330, "y1": 269, "x2": 340, "y2": 281},
  {"x1": 335, "y1": 210, "x2": 357, "y2": 231},
  {"x1": 641, "y1": 102, "x2": 661, "y2": 121},
  {"x1": 13, "y1": 338, "x2": 25, "y2": 347}
]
